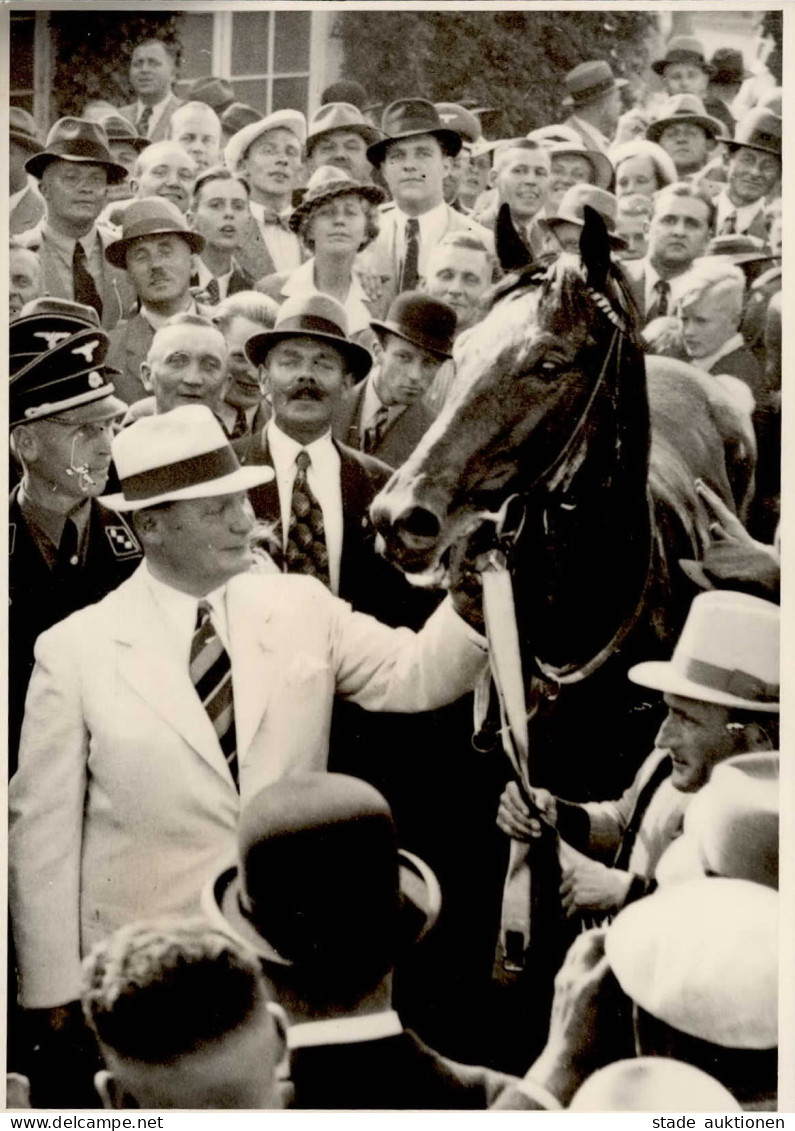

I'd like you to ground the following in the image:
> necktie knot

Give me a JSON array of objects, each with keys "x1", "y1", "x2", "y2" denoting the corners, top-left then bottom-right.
[
  {"x1": 655, "y1": 279, "x2": 670, "y2": 317},
  {"x1": 262, "y1": 209, "x2": 290, "y2": 231},
  {"x1": 296, "y1": 449, "x2": 311, "y2": 474},
  {"x1": 401, "y1": 217, "x2": 420, "y2": 292},
  {"x1": 195, "y1": 599, "x2": 213, "y2": 630},
  {"x1": 138, "y1": 106, "x2": 153, "y2": 136}
]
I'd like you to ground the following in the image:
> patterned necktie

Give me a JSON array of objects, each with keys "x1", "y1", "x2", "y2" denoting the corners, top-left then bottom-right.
[
  {"x1": 719, "y1": 211, "x2": 737, "y2": 236},
  {"x1": 190, "y1": 600, "x2": 239, "y2": 790},
  {"x1": 363, "y1": 404, "x2": 389, "y2": 454},
  {"x1": 261, "y1": 208, "x2": 291, "y2": 232},
  {"x1": 137, "y1": 106, "x2": 153, "y2": 137},
  {"x1": 284, "y1": 450, "x2": 330, "y2": 587},
  {"x1": 652, "y1": 278, "x2": 670, "y2": 319},
  {"x1": 400, "y1": 217, "x2": 420, "y2": 292},
  {"x1": 204, "y1": 276, "x2": 221, "y2": 305},
  {"x1": 229, "y1": 405, "x2": 249, "y2": 440},
  {"x1": 73, "y1": 242, "x2": 103, "y2": 319}
]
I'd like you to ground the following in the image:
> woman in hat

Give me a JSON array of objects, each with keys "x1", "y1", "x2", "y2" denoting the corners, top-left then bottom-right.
[
  {"x1": 609, "y1": 138, "x2": 677, "y2": 199},
  {"x1": 255, "y1": 165, "x2": 385, "y2": 339}
]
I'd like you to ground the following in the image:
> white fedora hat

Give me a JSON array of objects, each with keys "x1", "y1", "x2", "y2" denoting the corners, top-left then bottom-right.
[
  {"x1": 569, "y1": 1057, "x2": 741, "y2": 1112},
  {"x1": 224, "y1": 108, "x2": 307, "y2": 174},
  {"x1": 100, "y1": 404, "x2": 273, "y2": 512},
  {"x1": 606, "y1": 878, "x2": 778, "y2": 1049},
  {"x1": 629, "y1": 590, "x2": 779, "y2": 713}
]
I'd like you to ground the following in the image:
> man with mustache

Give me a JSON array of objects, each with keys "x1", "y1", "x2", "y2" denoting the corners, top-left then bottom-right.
[
  {"x1": 713, "y1": 108, "x2": 781, "y2": 241},
  {"x1": 106, "y1": 197, "x2": 213, "y2": 406}
]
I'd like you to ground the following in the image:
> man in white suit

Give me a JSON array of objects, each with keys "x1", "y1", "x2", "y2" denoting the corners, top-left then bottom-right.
[
  {"x1": 10, "y1": 406, "x2": 487, "y2": 1021},
  {"x1": 359, "y1": 99, "x2": 494, "y2": 300}
]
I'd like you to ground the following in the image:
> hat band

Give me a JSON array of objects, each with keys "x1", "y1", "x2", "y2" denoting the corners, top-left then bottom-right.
[
  {"x1": 120, "y1": 444, "x2": 240, "y2": 502},
  {"x1": 277, "y1": 313, "x2": 346, "y2": 339},
  {"x1": 50, "y1": 139, "x2": 114, "y2": 163},
  {"x1": 570, "y1": 76, "x2": 616, "y2": 102},
  {"x1": 124, "y1": 218, "x2": 194, "y2": 242},
  {"x1": 684, "y1": 657, "x2": 779, "y2": 704},
  {"x1": 740, "y1": 132, "x2": 780, "y2": 151}
]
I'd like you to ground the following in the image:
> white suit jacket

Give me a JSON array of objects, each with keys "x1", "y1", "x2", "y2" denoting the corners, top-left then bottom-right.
[{"x1": 10, "y1": 566, "x2": 486, "y2": 1007}]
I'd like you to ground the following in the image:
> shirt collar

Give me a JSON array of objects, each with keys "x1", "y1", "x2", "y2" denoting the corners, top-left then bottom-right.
[
  {"x1": 394, "y1": 198, "x2": 447, "y2": 239},
  {"x1": 140, "y1": 297, "x2": 197, "y2": 332},
  {"x1": 250, "y1": 198, "x2": 292, "y2": 224},
  {"x1": 691, "y1": 332, "x2": 745, "y2": 373},
  {"x1": 287, "y1": 1010, "x2": 402, "y2": 1050},
  {"x1": 716, "y1": 189, "x2": 765, "y2": 227},
  {"x1": 17, "y1": 485, "x2": 91, "y2": 555},
  {"x1": 43, "y1": 222, "x2": 98, "y2": 256},
  {"x1": 266, "y1": 420, "x2": 334, "y2": 468},
  {"x1": 195, "y1": 258, "x2": 233, "y2": 289},
  {"x1": 136, "y1": 93, "x2": 172, "y2": 117},
  {"x1": 143, "y1": 562, "x2": 229, "y2": 650}
]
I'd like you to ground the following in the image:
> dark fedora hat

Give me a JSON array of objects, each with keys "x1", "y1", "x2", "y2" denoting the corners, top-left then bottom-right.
[
  {"x1": 305, "y1": 101, "x2": 382, "y2": 156},
  {"x1": 542, "y1": 185, "x2": 628, "y2": 251},
  {"x1": 97, "y1": 112, "x2": 151, "y2": 153},
  {"x1": 181, "y1": 75, "x2": 236, "y2": 113},
  {"x1": 25, "y1": 117, "x2": 128, "y2": 184},
  {"x1": 709, "y1": 47, "x2": 751, "y2": 86},
  {"x1": 289, "y1": 165, "x2": 385, "y2": 234},
  {"x1": 104, "y1": 196, "x2": 205, "y2": 269},
  {"x1": 245, "y1": 292, "x2": 373, "y2": 381},
  {"x1": 561, "y1": 60, "x2": 628, "y2": 109},
  {"x1": 10, "y1": 106, "x2": 42, "y2": 153},
  {"x1": 202, "y1": 773, "x2": 442, "y2": 970},
  {"x1": 371, "y1": 291, "x2": 457, "y2": 360},
  {"x1": 367, "y1": 98, "x2": 463, "y2": 167},
  {"x1": 652, "y1": 35, "x2": 713, "y2": 77},
  {"x1": 220, "y1": 101, "x2": 263, "y2": 139},
  {"x1": 727, "y1": 107, "x2": 781, "y2": 158}
]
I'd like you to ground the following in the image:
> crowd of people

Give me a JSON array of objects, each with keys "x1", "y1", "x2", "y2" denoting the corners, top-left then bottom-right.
[{"x1": 7, "y1": 25, "x2": 783, "y2": 1113}]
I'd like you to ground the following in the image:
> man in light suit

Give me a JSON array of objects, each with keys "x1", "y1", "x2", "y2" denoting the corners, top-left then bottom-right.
[
  {"x1": 714, "y1": 108, "x2": 781, "y2": 241},
  {"x1": 118, "y1": 38, "x2": 184, "y2": 143},
  {"x1": 9, "y1": 405, "x2": 487, "y2": 1047},
  {"x1": 358, "y1": 99, "x2": 494, "y2": 300},
  {"x1": 557, "y1": 60, "x2": 627, "y2": 156}
]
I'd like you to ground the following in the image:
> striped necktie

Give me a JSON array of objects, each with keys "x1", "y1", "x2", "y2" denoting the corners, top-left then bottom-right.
[
  {"x1": 137, "y1": 106, "x2": 153, "y2": 137},
  {"x1": 190, "y1": 599, "x2": 239, "y2": 790},
  {"x1": 363, "y1": 404, "x2": 389, "y2": 454}
]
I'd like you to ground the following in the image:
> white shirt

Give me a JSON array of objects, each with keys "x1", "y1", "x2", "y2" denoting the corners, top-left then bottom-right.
[
  {"x1": 40, "y1": 223, "x2": 106, "y2": 305},
  {"x1": 249, "y1": 199, "x2": 302, "y2": 274},
  {"x1": 134, "y1": 93, "x2": 173, "y2": 138},
  {"x1": 714, "y1": 190, "x2": 766, "y2": 236},
  {"x1": 143, "y1": 563, "x2": 230, "y2": 664},
  {"x1": 195, "y1": 257, "x2": 233, "y2": 302},
  {"x1": 643, "y1": 261, "x2": 694, "y2": 317},
  {"x1": 266, "y1": 421, "x2": 343, "y2": 596},
  {"x1": 281, "y1": 257, "x2": 372, "y2": 337},
  {"x1": 393, "y1": 199, "x2": 449, "y2": 282},
  {"x1": 286, "y1": 1010, "x2": 402, "y2": 1050}
]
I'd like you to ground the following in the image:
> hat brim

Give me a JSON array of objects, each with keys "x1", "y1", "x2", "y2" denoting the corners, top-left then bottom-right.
[
  {"x1": 25, "y1": 151, "x2": 129, "y2": 185},
  {"x1": 201, "y1": 847, "x2": 441, "y2": 968},
  {"x1": 109, "y1": 136, "x2": 151, "y2": 153},
  {"x1": 105, "y1": 227, "x2": 205, "y2": 269},
  {"x1": 10, "y1": 130, "x2": 43, "y2": 154},
  {"x1": 369, "y1": 319, "x2": 453, "y2": 360},
  {"x1": 544, "y1": 215, "x2": 628, "y2": 252},
  {"x1": 647, "y1": 114, "x2": 726, "y2": 143},
  {"x1": 99, "y1": 462, "x2": 274, "y2": 512},
  {"x1": 561, "y1": 78, "x2": 628, "y2": 109},
  {"x1": 225, "y1": 113, "x2": 307, "y2": 172},
  {"x1": 726, "y1": 139, "x2": 782, "y2": 158},
  {"x1": 367, "y1": 127, "x2": 462, "y2": 167},
  {"x1": 306, "y1": 122, "x2": 383, "y2": 154},
  {"x1": 550, "y1": 147, "x2": 613, "y2": 190},
  {"x1": 246, "y1": 328, "x2": 373, "y2": 382},
  {"x1": 628, "y1": 659, "x2": 779, "y2": 713},
  {"x1": 651, "y1": 59, "x2": 713, "y2": 77},
  {"x1": 289, "y1": 181, "x2": 386, "y2": 234}
]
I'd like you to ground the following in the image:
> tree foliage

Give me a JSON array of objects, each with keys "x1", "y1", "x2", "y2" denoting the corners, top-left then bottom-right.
[
  {"x1": 334, "y1": 10, "x2": 657, "y2": 134},
  {"x1": 49, "y1": 12, "x2": 181, "y2": 121}
]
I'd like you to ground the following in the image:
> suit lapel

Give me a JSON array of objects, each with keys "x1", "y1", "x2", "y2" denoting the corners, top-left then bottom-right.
[{"x1": 225, "y1": 574, "x2": 276, "y2": 761}]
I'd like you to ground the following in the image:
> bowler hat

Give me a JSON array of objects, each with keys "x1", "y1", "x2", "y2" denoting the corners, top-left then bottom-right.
[
  {"x1": 543, "y1": 186, "x2": 627, "y2": 251},
  {"x1": 652, "y1": 36, "x2": 713, "y2": 77},
  {"x1": 367, "y1": 99, "x2": 462, "y2": 167},
  {"x1": 245, "y1": 292, "x2": 373, "y2": 381},
  {"x1": 726, "y1": 107, "x2": 781, "y2": 158},
  {"x1": 181, "y1": 75, "x2": 236, "y2": 114},
  {"x1": 646, "y1": 94, "x2": 726, "y2": 143},
  {"x1": 709, "y1": 47, "x2": 750, "y2": 86},
  {"x1": 305, "y1": 102, "x2": 381, "y2": 156},
  {"x1": 224, "y1": 108, "x2": 306, "y2": 174},
  {"x1": 220, "y1": 102, "x2": 263, "y2": 139},
  {"x1": 289, "y1": 165, "x2": 384, "y2": 234},
  {"x1": 606, "y1": 878, "x2": 778, "y2": 1049},
  {"x1": 104, "y1": 196, "x2": 205, "y2": 269},
  {"x1": 202, "y1": 773, "x2": 442, "y2": 969},
  {"x1": 25, "y1": 117, "x2": 128, "y2": 183},
  {"x1": 10, "y1": 106, "x2": 42, "y2": 153},
  {"x1": 100, "y1": 404, "x2": 273, "y2": 512},
  {"x1": 629, "y1": 590, "x2": 779, "y2": 712},
  {"x1": 561, "y1": 60, "x2": 627, "y2": 109},
  {"x1": 548, "y1": 142, "x2": 613, "y2": 190},
  {"x1": 370, "y1": 291, "x2": 457, "y2": 360},
  {"x1": 97, "y1": 113, "x2": 150, "y2": 153},
  {"x1": 435, "y1": 102, "x2": 482, "y2": 145}
]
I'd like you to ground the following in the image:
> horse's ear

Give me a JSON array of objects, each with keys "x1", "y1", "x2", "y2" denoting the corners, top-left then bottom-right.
[{"x1": 579, "y1": 205, "x2": 611, "y2": 292}]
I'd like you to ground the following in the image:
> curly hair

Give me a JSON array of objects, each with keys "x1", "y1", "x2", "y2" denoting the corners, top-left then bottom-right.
[{"x1": 299, "y1": 196, "x2": 381, "y2": 255}]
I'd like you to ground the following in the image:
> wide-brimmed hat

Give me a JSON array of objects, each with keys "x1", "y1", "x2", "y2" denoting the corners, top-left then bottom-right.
[
  {"x1": 527, "y1": 124, "x2": 583, "y2": 148},
  {"x1": 100, "y1": 404, "x2": 273, "y2": 512},
  {"x1": 646, "y1": 94, "x2": 726, "y2": 144},
  {"x1": 289, "y1": 165, "x2": 385, "y2": 234},
  {"x1": 245, "y1": 292, "x2": 373, "y2": 381},
  {"x1": 10, "y1": 106, "x2": 42, "y2": 153},
  {"x1": 97, "y1": 112, "x2": 151, "y2": 153},
  {"x1": 548, "y1": 142, "x2": 613, "y2": 190},
  {"x1": 435, "y1": 102, "x2": 482, "y2": 146},
  {"x1": 180, "y1": 75, "x2": 236, "y2": 114},
  {"x1": 220, "y1": 102, "x2": 263, "y2": 139},
  {"x1": 606, "y1": 878, "x2": 777, "y2": 1049},
  {"x1": 726, "y1": 107, "x2": 782, "y2": 158},
  {"x1": 652, "y1": 35, "x2": 713, "y2": 77},
  {"x1": 367, "y1": 98, "x2": 462, "y2": 167},
  {"x1": 104, "y1": 196, "x2": 205, "y2": 269},
  {"x1": 703, "y1": 233, "x2": 776, "y2": 266},
  {"x1": 561, "y1": 60, "x2": 628, "y2": 109},
  {"x1": 305, "y1": 102, "x2": 382, "y2": 156},
  {"x1": 370, "y1": 291, "x2": 457, "y2": 360},
  {"x1": 543, "y1": 185, "x2": 627, "y2": 250},
  {"x1": 629, "y1": 590, "x2": 779, "y2": 712},
  {"x1": 709, "y1": 47, "x2": 751, "y2": 86},
  {"x1": 25, "y1": 117, "x2": 128, "y2": 183},
  {"x1": 224, "y1": 108, "x2": 307, "y2": 174},
  {"x1": 10, "y1": 308, "x2": 127, "y2": 427},
  {"x1": 202, "y1": 773, "x2": 441, "y2": 969}
]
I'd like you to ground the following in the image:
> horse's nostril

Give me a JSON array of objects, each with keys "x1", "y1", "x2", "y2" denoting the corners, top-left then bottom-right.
[{"x1": 398, "y1": 507, "x2": 441, "y2": 541}]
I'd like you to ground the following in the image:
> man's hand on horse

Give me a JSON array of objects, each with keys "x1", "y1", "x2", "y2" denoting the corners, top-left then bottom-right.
[
  {"x1": 559, "y1": 850, "x2": 632, "y2": 917},
  {"x1": 497, "y1": 780, "x2": 557, "y2": 840}
]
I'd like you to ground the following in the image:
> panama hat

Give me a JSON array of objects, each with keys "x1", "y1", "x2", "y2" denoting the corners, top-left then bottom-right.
[
  {"x1": 366, "y1": 99, "x2": 462, "y2": 167},
  {"x1": 561, "y1": 60, "x2": 627, "y2": 109},
  {"x1": 652, "y1": 36, "x2": 713, "y2": 77},
  {"x1": 305, "y1": 102, "x2": 381, "y2": 156},
  {"x1": 629, "y1": 590, "x2": 779, "y2": 712},
  {"x1": 224, "y1": 108, "x2": 306, "y2": 174},
  {"x1": 202, "y1": 773, "x2": 442, "y2": 968},
  {"x1": 25, "y1": 117, "x2": 128, "y2": 183},
  {"x1": 104, "y1": 196, "x2": 204, "y2": 269},
  {"x1": 245, "y1": 292, "x2": 373, "y2": 381},
  {"x1": 543, "y1": 185, "x2": 628, "y2": 250},
  {"x1": 646, "y1": 94, "x2": 726, "y2": 144},
  {"x1": 370, "y1": 291, "x2": 457, "y2": 360},
  {"x1": 547, "y1": 142, "x2": 613, "y2": 190},
  {"x1": 289, "y1": 165, "x2": 385, "y2": 234},
  {"x1": 99, "y1": 404, "x2": 273, "y2": 512},
  {"x1": 606, "y1": 878, "x2": 777, "y2": 1049},
  {"x1": 570, "y1": 1058, "x2": 741, "y2": 1112},
  {"x1": 726, "y1": 107, "x2": 782, "y2": 158},
  {"x1": 10, "y1": 106, "x2": 42, "y2": 154}
]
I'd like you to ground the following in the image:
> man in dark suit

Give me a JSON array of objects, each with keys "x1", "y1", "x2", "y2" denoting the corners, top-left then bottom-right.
[
  {"x1": 334, "y1": 291, "x2": 456, "y2": 468},
  {"x1": 118, "y1": 38, "x2": 184, "y2": 143},
  {"x1": 10, "y1": 108, "x2": 45, "y2": 237},
  {"x1": 188, "y1": 166, "x2": 254, "y2": 305}
]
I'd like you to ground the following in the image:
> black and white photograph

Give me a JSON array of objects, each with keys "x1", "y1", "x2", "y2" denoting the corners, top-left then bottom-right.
[{"x1": 5, "y1": 0, "x2": 787, "y2": 1116}]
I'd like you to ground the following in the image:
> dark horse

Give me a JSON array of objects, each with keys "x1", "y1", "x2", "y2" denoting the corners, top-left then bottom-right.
[{"x1": 370, "y1": 216, "x2": 756, "y2": 1062}]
